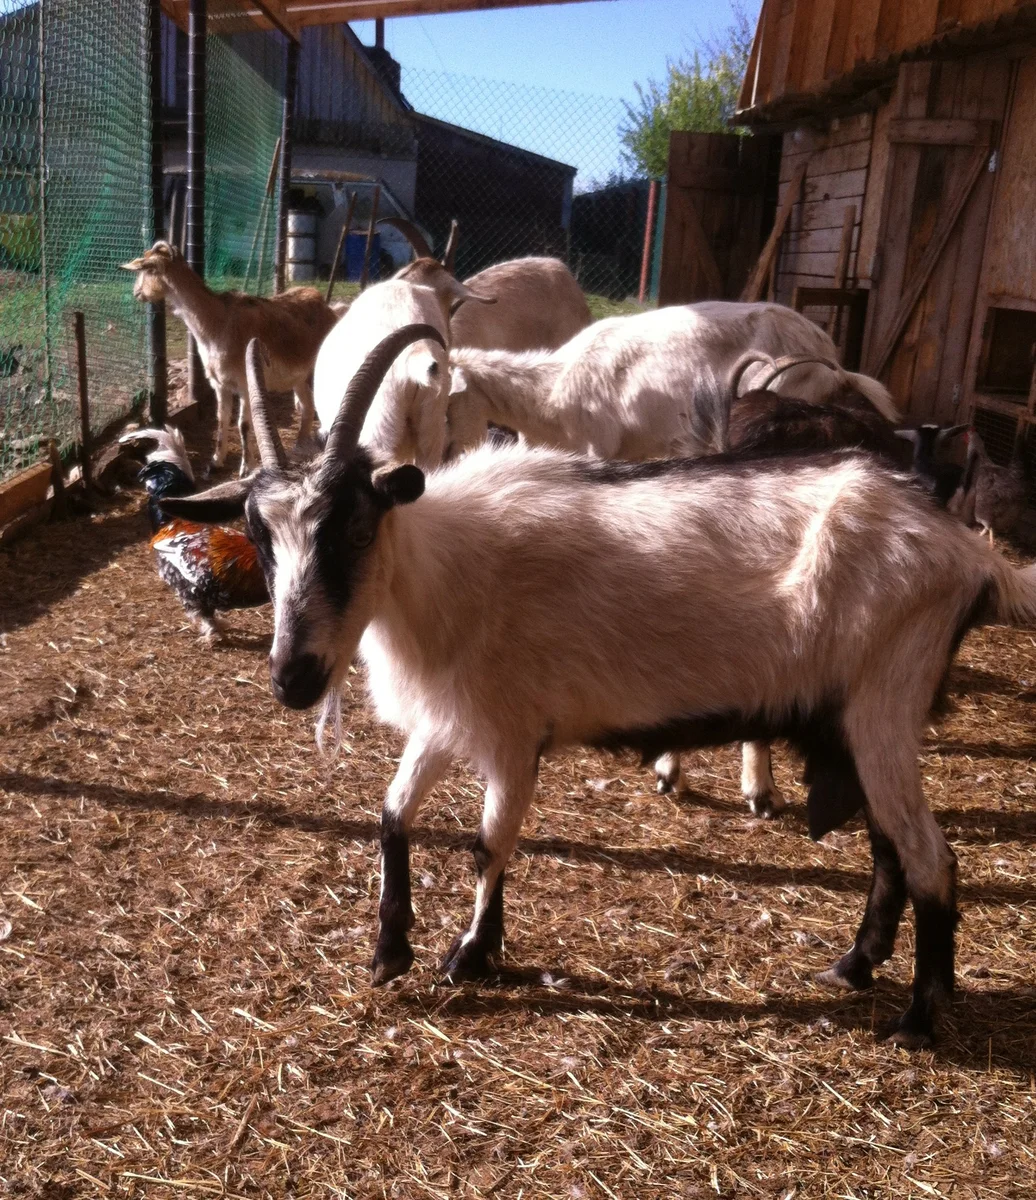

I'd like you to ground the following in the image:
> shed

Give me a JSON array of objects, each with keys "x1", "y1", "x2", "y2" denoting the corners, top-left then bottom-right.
[{"x1": 737, "y1": 0, "x2": 1036, "y2": 468}]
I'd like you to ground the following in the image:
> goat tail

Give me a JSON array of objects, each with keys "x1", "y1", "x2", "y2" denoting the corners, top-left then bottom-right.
[
  {"x1": 987, "y1": 558, "x2": 1036, "y2": 627},
  {"x1": 842, "y1": 371, "x2": 901, "y2": 423}
]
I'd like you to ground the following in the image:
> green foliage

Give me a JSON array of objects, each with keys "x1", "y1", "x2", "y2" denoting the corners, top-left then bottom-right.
[{"x1": 620, "y1": 3, "x2": 755, "y2": 179}]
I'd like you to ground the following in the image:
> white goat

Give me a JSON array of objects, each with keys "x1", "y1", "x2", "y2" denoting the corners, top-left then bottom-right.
[
  {"x1": 447, "y1": 301, "x2": 899, "y2": 460},
  {"x1": 383, "y1": 217, "x2": 592, "y2": 353},
  {"x1": 313, "y1": 271, "x2": 493, "y2": 470},
  {"x1": 122, "y1": 241, "x2": 337, "y2": 475},
  {"x1": 161, "y1": 324, "x2": 1036, "y2": 1050}
]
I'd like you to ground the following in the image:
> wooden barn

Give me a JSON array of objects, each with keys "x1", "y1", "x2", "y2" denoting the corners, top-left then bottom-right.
[{"x1": 734, "y1": 0, "x2": 1036, "y2": 468}]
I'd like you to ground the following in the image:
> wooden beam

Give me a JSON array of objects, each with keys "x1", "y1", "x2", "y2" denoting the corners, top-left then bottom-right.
[
  {"x1": 828, "y1": 202, "x2": 856, "y2": 338},
  {"x1": 253, "y1": 0, "x2": 300, "y2": 39},
  {"x1": 869, "y1": 141, "x2": 991, "y2": 380},
  {"x1": 888, "y1": 117, "x2": 994, "y2": 145},
  {"x1": 741, "y1": 160, "x2": 807, "y2": 302},
  {"x1": 680, "y1": 190, "x2": 724, "y2": 298}
]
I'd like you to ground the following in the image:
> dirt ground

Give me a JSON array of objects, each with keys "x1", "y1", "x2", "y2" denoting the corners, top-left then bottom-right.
[{"x1": 1, "y1": 406, "x2": 1035, "y2": 1199}]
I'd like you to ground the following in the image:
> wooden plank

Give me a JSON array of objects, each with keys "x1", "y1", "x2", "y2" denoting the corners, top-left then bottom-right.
[
  {"x1": 870, "y1": 140, "x2": 992, "y2": 378},
  {"x1": 678, "y1": 189, "x2": 724, "y2": 297},
  {"x1": 798, "y1": 193, "x2": 867, "y2": 231},
  {"x1": 784, "y1": 0, "x2": 819, "y2": 95},
  {"x1": 0, "y1": 462, "x2": 51, "y2": 530},
  {"x1": 752, "y1": 0, "x2": 786, "y2": 107},
  {"x1": 888, "y1": 117, "x2": 993, "y2": 144},
  {"x1": 803, "y1": 167, "x2": 869, "y2": 203},
  {"x1": 784, "y1": 223, "x2": 860, "y2": 254},
  {"x1": 781, "y1": 140, "x2": 871, "y2": 180},
  {"x1": 856, "y1": 98, "x2": 890, "y2": 284},
  {"x1": 829, "y1": 204, "x2": 857, "y2": 335},
  {"x1": 801, "y1": 0, "x2": 838, "y2": 96},
  {"x1": 742, "y1": 161, "x2": 807, "y2": 302}
]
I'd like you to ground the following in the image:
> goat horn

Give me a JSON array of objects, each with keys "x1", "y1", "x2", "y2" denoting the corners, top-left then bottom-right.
[
  {"x1": 246, "y1": 339, "x2": 288, "y2": 470},
  {"x1": 442, "y1": 219, "x2": 459, "y2": 274},
  {"x1": 325, "y1": 324, "x2": 448, "y2": 463},
  {"x1": 757, "y1": 354, "x2": 841, "y2": 392},
  {"x1": 377, "y1": 217, "x2": 432, "y2": 260},
  {"x1": 728, "y1": 351, "x2": 776, "y2": 398}
]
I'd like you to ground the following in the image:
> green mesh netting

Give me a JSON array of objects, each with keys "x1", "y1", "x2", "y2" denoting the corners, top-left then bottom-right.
[
  {"x1": 0, "y1": 0, "x2": 151, "y2": 482},
  {"x1": 205, "y1": 19, "x2": 284, "y2": 294}
]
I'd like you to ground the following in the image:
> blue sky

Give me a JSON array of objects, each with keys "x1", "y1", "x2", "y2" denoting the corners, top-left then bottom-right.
[
  {"x1": 352, "y1": 1, "x2": 759, "y2": 187},
  {"x1": 352, "y1": 1, "x2": 757, "y2": 100}
]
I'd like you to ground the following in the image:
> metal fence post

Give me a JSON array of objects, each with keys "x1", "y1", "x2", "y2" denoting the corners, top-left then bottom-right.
[
  {"x1": 274, "y1": 35, "x2": 298, "y2": 295},
  {"x1": 148, "y1": 0, "x2": 168, "y2": 425},
  {"x1": 186, "y1": 0, "x2": 209, "y2": 408}
]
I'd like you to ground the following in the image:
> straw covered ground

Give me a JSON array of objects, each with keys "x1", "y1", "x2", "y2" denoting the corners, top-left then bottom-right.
[{"x1": 1, "y1": 405, "x2": 1036, "y2": 1199}]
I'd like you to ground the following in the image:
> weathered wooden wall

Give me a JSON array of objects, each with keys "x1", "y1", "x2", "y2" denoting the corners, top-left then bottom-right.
[{"x1": 740, "y1": 0, "x2": 1033, "y2": 117}]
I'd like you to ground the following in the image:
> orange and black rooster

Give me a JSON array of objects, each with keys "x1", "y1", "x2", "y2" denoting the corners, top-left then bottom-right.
[{"x1": 120, "y1": 427, "x2": 268, "y2": 638}]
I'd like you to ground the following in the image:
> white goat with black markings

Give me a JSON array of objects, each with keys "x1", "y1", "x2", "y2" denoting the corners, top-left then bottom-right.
[
  {"x1": 312, "y1": 270, "x2": 493, "y2": 469},
  {"x1": 161, "y1": 325, "x2": 1036, "y2": 1050},
  {"x1": 446, "y1": 301, "x2": 899, "y2": 460}
]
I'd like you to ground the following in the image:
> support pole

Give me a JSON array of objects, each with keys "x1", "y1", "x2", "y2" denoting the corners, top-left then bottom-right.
[
  {"x1": 360, "y1": 184, "x2": 381, "y2": 289},
  {"x1": 326, "y1": 190, "x2": 357, "y2": 303},
  {"x1": 638, "y1": 179, "x2": 658, "y2": 304},
  {"x1": 148, "y1": 0, "x2": 168, "y2": 425},
  {"x1": 274, "y1": 36, "x2": 299, "y2": 295},
  {"x1": 186, "y1": 0, "x2": 209, "y2": 408},
  {"x1": 74, "y1": 312, "x2": 92, "y2": 492}
]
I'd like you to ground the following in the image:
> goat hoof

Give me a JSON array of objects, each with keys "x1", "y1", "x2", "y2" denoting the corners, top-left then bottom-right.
[
  {"x1": 370, "y1": 936, "x2": 414, "y2": 986},
  {"x1": 441, "y1": 933, "x2": 497, "y2": 982},
  {"x1": 816, "y1": 952, "x2": 874, "y2": 992},
  {"x1": 747, "y1": 790, "x2": 787, "y2": 819},
  {"x1": 886, "y1": 1009, "x2": 934, "y2": 1051}
]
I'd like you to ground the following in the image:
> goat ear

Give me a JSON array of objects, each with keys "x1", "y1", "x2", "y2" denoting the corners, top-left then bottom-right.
[
  {"x1": 120, "y1": 256, "x2": 148, "y2": 271},
  {"x1": 893, "y1": 428, "x2": 919, "y2": 445},
  {"x1": 937, "y1": 424, "x2": 969, "y2": 444},
  {"x1": 449, "y1": 284, "x2": 496, "y2": 316},
  {"x1": 372, "y1": 464, "x2": 424, "y2": 507},
  {"x1": 448, "y1": 366, "x2": 468, "y2": 396},
  {"x1": 156, "y1": 477, "x2": 252, "y2": 523}
]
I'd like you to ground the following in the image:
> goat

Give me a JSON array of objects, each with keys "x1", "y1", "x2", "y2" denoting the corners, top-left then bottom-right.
[
  {"x1": 446, "y1": 301, "x2": 899, "y2": 461},
  {"x1": 384, "y1": 217, "x2": 592, "y2": 353},
  {"x1": 895, "y1": 424, "x2": 969, "y2": 506},
  {"x1": 312, "y1": 269, "x2": 493, "y2": 470},
  {"x1": 122, "y1": 241, "x2": 337, "y2": 475},
  {"x1": 159, "y1": 324, "x2": 1036, "y2": 1050}
]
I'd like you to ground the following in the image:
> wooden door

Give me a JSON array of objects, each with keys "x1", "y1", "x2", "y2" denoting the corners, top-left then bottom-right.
[
  {"x1": 658, "y1": 131, "x2": 778, "y2": 306},
  {"x1": 861, "y1": 58, "x2": 1012, "y2": 423}
]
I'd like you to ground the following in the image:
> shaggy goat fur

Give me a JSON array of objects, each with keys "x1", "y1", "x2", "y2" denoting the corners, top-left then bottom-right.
[{"x1": 161, "y1": 326, "x2": 1036, "y2": 1048}]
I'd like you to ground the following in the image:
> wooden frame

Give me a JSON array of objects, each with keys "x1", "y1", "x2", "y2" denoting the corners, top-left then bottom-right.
[{"x1": 791, "y1": 285, "x2": 869, "y2": 370}]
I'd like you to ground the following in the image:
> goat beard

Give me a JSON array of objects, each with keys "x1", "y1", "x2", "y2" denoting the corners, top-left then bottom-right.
[{"x1": 315, "y1": 686, "x2": 343, "y2": 759}]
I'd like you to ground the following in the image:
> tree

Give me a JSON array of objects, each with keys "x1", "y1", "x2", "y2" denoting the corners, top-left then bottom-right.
[{"x1": 619, "y1": 3, "x2": 755, "y2": 179}]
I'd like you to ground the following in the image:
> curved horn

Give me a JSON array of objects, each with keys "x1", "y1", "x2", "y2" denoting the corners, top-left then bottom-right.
[
  {"x1": 325, "y1": 324, "x2": 448, "y2": 463},
  {"x1": 246, "y1": 339, "x2": 287, "y2": 469},
  {"x1": 728, "y1": 350, "x2": 776, "y2": 398},
  {"x1": 442, "y1": 219, "x2": 459, "y2": 274},
  {"x1": 377, "y1": 217, "x2": 432, "y2": 260},
  {"x1": 757, "y1": 354, "x2": 841, "y2": 393}
]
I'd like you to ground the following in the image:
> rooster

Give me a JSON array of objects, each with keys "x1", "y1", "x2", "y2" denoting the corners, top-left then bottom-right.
[{"x1": 120, "y1": 427, "x2": 268, "y2": 638}]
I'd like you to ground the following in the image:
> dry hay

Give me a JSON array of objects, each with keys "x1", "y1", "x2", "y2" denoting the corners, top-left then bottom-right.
[{"x1": 1, "y1": 410, "x2": 1035, "y2": 1199}]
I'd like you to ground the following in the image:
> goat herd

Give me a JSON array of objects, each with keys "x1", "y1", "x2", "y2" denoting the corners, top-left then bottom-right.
[{"x1": 117, "y1": 226, "x2": 1036, "y2": 1052}]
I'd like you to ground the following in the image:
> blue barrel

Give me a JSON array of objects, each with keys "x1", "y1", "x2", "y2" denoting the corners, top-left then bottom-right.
[{"x1": 345, "y1": 232, "x2": 380, "y2": 281}]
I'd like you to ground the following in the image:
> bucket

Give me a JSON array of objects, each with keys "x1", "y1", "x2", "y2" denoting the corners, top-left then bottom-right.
[{"x1": 345, "y1": 231, "x2": 381, "y2": 282}]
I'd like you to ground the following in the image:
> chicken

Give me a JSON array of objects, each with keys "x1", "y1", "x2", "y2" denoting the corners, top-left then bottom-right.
[
  {"x1": 120, "y1": 427, "x2": 268, "y2": 637},
  {"x1": 950, "y1": 428, "x2": 1028, "y2": 547}
]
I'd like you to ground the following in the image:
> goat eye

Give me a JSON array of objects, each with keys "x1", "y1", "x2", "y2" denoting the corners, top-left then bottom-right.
[{"x1": 349, "y1": 528, "x2": 373, "y2": 549}]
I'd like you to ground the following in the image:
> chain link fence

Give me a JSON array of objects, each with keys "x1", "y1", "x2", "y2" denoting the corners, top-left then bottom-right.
[
  {"x1": 0, "y1": 0, "x2": 152, "y2": 483},
  {"x1": 400, "y1": 66, "x2": 649, "y2": 302}
]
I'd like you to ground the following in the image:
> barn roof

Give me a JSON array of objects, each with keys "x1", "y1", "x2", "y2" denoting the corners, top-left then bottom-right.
[
  {"x1": 161, "y1": 0, "x2": 609, "y2": 42},
  {"x1": 737, "y1": 0, "x2": 1036, "y2": 126}
]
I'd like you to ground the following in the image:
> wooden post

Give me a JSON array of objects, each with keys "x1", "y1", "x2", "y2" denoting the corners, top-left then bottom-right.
[
  {"x1": 326, "y1": 190, "x2": 357, "y2": 303},
  {"x1": 186, "y1": 0, "x2": 209, "y2": 407},
  {"x1": 741, "y1": 161, "x2": 807, "y2": 302},
  {"x1": 148, "y1": 0, "x2": 168, "y2": 426},
  {"x1": 638, "y1": 180, "x2": 658, "y2": 304},
  {"x1": 74, "y1": 312, "x2": 92, "y2": 492},
  {"x1": 828, "y1": 204, "x2": 856, "y2": 342},
  {"x1": 360, "y1": 184, "x2": 381, "y2": 289},
  {"x1": 274, "y1": 37, "x2": 299, "y2": 295},
  {"x1": 36, "y1": 0, "x2": 53, "y2": 403},
  {"x1": 47, "y1": 439, "x2": 67, "y2": 521}
]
